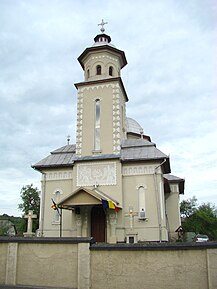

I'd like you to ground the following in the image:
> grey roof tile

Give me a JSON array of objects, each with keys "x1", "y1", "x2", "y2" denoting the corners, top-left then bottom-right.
[
  {"x1": 164, "y1": 174, "x2": 185, "y2": 194},
  {"x1": 121, "y1": 139, "x2": 155, "y2": 148},
  {"x1": 52, "y1": 144, "x2": 76, "y2": 154},
  {"x1": 121, "y1": 142, "x2": 167, "y2": 161},
  {"x1": 33, "y1": 139, "x2": 170, "y2": 173},
  {"x1": 164, "y1": 174, "x2": 184, "y2": 182},
  {"x1": 32, "y1": 145, "x2": 76, "y2": 169}
]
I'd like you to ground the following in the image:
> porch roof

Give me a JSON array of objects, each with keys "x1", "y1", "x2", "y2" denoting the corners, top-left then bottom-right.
[{"x1": 57, "y1": 187, "x2": 121, "y2": 210}]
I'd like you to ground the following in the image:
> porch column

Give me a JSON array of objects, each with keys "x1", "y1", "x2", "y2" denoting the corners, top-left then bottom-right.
[
  {"x1": 82, "y1": 208, "x2": 88, "y2": 237},
  {"x1": 76, "y1": 214, "x2": 82, "y2": 237},
  {"x1": 109, "y1": 211, "x2": 117, "y2": 243}
]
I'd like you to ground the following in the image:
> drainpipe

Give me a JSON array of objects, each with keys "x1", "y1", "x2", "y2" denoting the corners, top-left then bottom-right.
[
  {"x1": 39, "y1": 172, "x2": 46, "y2": 236},
  {"x1": 154, "y1": 158, "x2": 167, "y2": 243}
]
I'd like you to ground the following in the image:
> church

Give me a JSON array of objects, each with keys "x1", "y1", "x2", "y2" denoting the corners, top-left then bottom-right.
[{"x1": 33, "y1": 22, "x2": 184, "y2": 243}]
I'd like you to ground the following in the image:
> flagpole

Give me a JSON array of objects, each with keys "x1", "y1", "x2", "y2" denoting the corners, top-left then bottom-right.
[{"x1": 60, "y1": 207, "x2": 62, "y2": 238}]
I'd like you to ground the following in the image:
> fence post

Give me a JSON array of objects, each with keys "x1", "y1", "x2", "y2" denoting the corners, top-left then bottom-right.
[
  {"x1": 206, "y1": 248, "x2": 217, "y2": 289},
  {"x1": 5, "y1": 242, "x2": 18, "y2": 285},
  {"x1": 78, "y1": 242, "x2": 90, "y2": 289}
]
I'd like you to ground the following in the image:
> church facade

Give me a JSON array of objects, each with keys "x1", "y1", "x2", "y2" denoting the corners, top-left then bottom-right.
[{"x1": 33, "y1": 27, "x2": 184, "y2": 243}]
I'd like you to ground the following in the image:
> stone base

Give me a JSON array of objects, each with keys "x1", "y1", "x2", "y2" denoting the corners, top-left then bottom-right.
[
  {"x1": 23, "y1": 232, "x2": 35, "y2": 237},
  {"x1": 109, "y1": 235, "x2": 117, "y2": 244}
]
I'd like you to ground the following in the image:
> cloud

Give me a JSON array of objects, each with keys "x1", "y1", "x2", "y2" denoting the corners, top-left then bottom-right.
[{"x1": 0, "y1": 0, "x2": 216, "y2": 216}]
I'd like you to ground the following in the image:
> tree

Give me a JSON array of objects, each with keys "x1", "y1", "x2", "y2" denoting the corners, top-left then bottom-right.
[
  {"x1": 180, "y1": 197, "x2": 217, "y2": 241},
  {"x1": 0, "y1": 214, "x2": 26, "y2": 236},
  {"x1": 180, "y1": 196, "x2": 197, "y2": 218},
  {"x1": 18, "y1": 184, "x2": 40, "y2": 232}
]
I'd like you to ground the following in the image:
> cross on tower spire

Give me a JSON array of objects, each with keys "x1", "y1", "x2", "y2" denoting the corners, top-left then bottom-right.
[
  {"x1": 98, "y1": 19, "x2": 108, "y2": 33},
  {"x1": 67, "y1": 135, "x2": 71, "y2": 145}
]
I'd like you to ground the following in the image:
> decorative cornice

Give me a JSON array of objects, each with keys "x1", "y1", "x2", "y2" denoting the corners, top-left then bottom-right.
[
  {"x1": 123, "y1": 165, "x2": 161, "y2": 176},
  {"x1": 75, "y1": 77, "x2": 128, "y2": 102},
  {"x1": 45, "y1": 171, "x2": 73, "y2": 181}
]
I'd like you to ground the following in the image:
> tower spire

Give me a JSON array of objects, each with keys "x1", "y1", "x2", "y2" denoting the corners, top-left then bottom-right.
[{"x1": 98, "y1": 19, "x2": 108, "y2": 33}]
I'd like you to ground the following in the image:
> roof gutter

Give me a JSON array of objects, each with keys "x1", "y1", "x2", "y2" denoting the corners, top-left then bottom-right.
[{"x1": 154, "y1": 158, "x2": 167, "y2": 243}]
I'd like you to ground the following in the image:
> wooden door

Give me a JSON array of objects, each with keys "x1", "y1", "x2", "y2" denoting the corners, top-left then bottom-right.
[{"x1": 91, "y1": 206, "x2": 106, "y2": 242}]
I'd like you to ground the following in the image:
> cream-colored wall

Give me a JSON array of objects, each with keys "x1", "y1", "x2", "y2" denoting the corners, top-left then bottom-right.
[
  {"x1": 83, "y1": 50, "x2": 121, "y2": 81},
  {"x1": 122, "y1": 162, "x2": 168, "y2": 241},
  {"x1": 165, "y1": 190, "x2": 181, "y2": 240},
  {"x1": 81, "y1": 85, "x2": 114, "y2": 155},
  {"x1": 90, "y1": 248, "x2": 213, "y2": 289},
  {"x1": 39, "y1": 160, "x2": 172, "y2": 242},
  {"x1": 1, "y1": 240, "x2": 216, "y2": 289},
  {"x1": 0, "y1": 239, "x2": 90, "y2": 289},
  {"x1": 0, "y1": 243, "x2": 7, "y2": 284},
  {"x1": 73, "y1": 160, "x2": 123, "y2": 202},
  {"x1": 39, "y1": 168, "x2": 74, "y2": 237},
  {"x1": 207, "y1": 248, "x2": 217, "y2": 289},
  {"x1": 73, "y1": 160, "x2": 123, "y2": 243},
  {"x1": 40, "y1": 160, "x2": 124, "y2": 240},
  {"x1": 16, "y1": 243, "x2": 78, "y2": 288},
  {"x1": 77, "y1": 80, "x2": 126, "y2": 156}
]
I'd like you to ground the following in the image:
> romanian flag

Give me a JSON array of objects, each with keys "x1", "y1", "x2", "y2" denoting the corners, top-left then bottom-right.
[
  {"x1": 102, "y1": 199, "x2": 109, "y2": 209},
  {"x1": 114, "y1": 206, "x2": 120, "y2": 213},
  {"x1": 108, "y1": 200, "x2": 115, "y2": 209},
  {"x1": 51, "y1": 198, "x2": 58, "y2": 210},
  {"x1": 101, "y1": 199, "x2": 120, "y2": 212}
]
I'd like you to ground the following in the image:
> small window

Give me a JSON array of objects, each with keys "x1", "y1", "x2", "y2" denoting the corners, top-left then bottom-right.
[
  {"x1": 55, "y1": 190, "x2": 61, "y2": 199},
  {"x1": 94, "y1": 99, "x2": 101, "y2": 150},
  {"x1": 87, "y1": 69, "x2": 90, "y2": 79},
  {"x1": 52, "y1": 189, "x2": 62, "y2": 224},
  {"x1": 53, "y1": 210, "x2": 60, "y2": 223},
  {"x1": 138, "y1": 186, "x2": 146, "y2": 219},
  {"x1": 96, "y1": 65, "x2": 101, "y2": 75},
  {"x1": 109, "y1": 66, "x2": 113, "y2": 76}
]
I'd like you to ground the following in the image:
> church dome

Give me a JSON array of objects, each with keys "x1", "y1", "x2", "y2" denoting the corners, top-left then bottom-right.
[
  {"x1": 126, "y1": 117, "x2": 143, "y2": 135},
  {"x1": 92, "y1": 33, "x2": 116, "y2": 48}
]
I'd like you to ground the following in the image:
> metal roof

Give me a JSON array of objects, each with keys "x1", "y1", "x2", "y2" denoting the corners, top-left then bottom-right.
[
  {"x1": 57, "y1": 187, "x2": 121, "y2": 209},
  {"x1": 163, "y1": 174, "x2": 184, "y2": 182},
  {"x1": 121, "y1": 139, "x2": 168, "y2": 160},
  {"x1": 32, "y1": 145, "x2": 76, "y2": 169},
  {"x1": 121, "y1": 138, "x2": 155, "y2": 148},
  {"x1": 126, "y1": 117, "x2": 143, "y2": 135},
  {"x1": 52, "y1": 144, "x2": 76, "y2": 154},
  {"x1": 33, "y1": 139, "x2": 170, "y2": 173},
  {"x1": 121, "y1": 139, "x2": 170, "y2": 173},
  {"x1": 163, "y1": 174, "x2": 185, "y2": 194}
]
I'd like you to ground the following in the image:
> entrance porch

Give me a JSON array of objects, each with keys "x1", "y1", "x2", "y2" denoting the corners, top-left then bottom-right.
[{"x1": 57, "y1": 187, "x2": 121, "y2": 243}]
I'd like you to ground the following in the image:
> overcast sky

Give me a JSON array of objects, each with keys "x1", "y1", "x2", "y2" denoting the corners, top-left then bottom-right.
[{"x1": 0, "y1": 0, "x2": 216, "y2": 217}]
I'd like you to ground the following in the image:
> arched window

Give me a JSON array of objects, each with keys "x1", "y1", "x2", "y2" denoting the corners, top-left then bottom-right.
[
  {"x1": 94, "y1": 99, "x2": 101, "y2": 150},
  {"x1": 87, "y1": 69, "x2": 90, "y2": 79},
  {"x1": 52, "y1": 189, "x2": 62, "y2": 223},
  {"x1": 109, "y1": 66, "x2": 113, "y2": 76},
  {"x1": 55, "y1": 190, "x2": 61, "y2": 199},
  {"x1": 96, "y1": 65, "x2": 101, "y2": 75},
  {"x1": 138, "y1": 186, "x2": 146, "y2": 219}
]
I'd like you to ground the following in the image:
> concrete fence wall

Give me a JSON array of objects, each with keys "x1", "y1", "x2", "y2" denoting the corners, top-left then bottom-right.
[
  {"x1": 90, "y1": 243, "x2": 217, "y2": 289},
  {"x1": 0, "y1": 237, "x2": 92, "y2": 289},
  {"x1": 0, "y1": 238, "x2": 217, "y2": 289}
]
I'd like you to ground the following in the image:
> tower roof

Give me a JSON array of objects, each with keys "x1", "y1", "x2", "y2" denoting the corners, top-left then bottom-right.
[
  {"x1": 126, "y1": 117, "x2": 143, "y2": 135},
  {"x1": 126, "y1": 117, "x2": 151, "y2": 141},
  {"x1": 78, "y1": 33, "x2": 127, "y2": 70}
]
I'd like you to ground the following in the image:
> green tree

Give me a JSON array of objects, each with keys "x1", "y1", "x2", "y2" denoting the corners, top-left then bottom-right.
[
  {"x1": 180, "y1": 197, "x2": 217, "y2": 241},
  {"x1": 0, "y1": 225, "x2": 8, "y2": 236},
  {"x1": 18, "y1": 184, "x2": 40, "y2": 232},
  {"x1": 180, "y1": 196, "x2": 198, "y2": 218}
]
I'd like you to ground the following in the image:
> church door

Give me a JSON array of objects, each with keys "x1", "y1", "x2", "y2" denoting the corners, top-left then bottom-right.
[{"x1": 91, "y1": 206, "x2": 106, "y2": 242}]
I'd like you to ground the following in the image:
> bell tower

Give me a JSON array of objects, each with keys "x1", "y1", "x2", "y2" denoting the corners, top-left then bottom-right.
[{"x1": 75, "y1": 21, "x2": 128, "y2": 157}]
